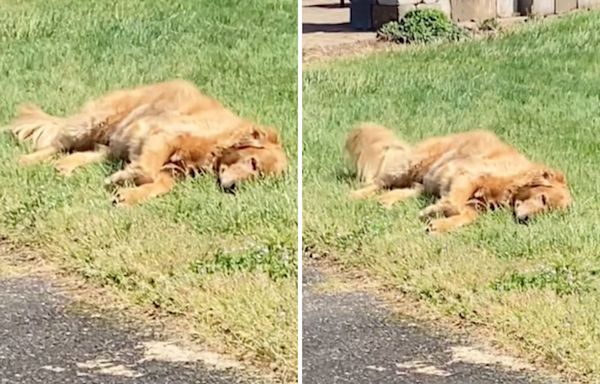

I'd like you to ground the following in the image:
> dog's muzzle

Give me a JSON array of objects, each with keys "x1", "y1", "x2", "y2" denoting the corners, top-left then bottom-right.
[
  {"x1": 218, "y1": 178, "x2": 237, "y2": 194},
  {"x1": 514, "y1": 213, "x2": 530, "y2": 225}
]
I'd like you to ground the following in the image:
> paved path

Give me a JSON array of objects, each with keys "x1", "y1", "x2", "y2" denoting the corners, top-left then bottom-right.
[
  {"x1": 302, "y1": 268, "x2": 559, "y2": 384},
  {"x1": 0, "y1": 277, "x2": 250, "y2": 384},
  {"x1": 302, "y1": 0, "x2": 376, "y2": 51}
]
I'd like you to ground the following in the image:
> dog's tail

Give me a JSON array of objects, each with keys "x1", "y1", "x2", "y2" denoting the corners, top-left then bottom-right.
[
  {"x1": 6, "y1": 104, "x2": 67, "y2": 150},
  {"x1": 345, "y1": 122, "x2": 410, "y2": 183}
]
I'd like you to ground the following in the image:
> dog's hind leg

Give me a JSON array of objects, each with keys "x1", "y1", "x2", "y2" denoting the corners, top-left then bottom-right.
[
  {"x1": 349, "y1": 183, "x2": 381, "y2": 200},
  {"x1": 18, "y1": 147, "x2": 60, "y2": 166},
  {"x1": 376, "y1": 183, "x2": 423, "y2": 208},
  {"x1": 54, "y1": 145, "x2": 110, "y2": 177}
]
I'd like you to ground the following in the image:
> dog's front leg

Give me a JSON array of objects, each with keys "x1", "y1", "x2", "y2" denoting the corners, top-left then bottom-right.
[
  {"x1": 105, "y1": 163, "x2": 155, "y2": 186},
  {"x1": 418, "y1": 199, "x2": 460, "y2": 220},
  {"x1": 421, "y1": 176, "x2": 479, "y2": 218},
  {"x1": 134, "y1": 134, "x2": 178, "y2": 181},
  {"x1": 113, "y1": 171, "x2": 176, "y2": 206},
  {"x1": 376, "y1": 183, "x2": 423, "y2": 208},
  {"x1": 427, "y1": 206, "x2": 479, "y2": 234}
]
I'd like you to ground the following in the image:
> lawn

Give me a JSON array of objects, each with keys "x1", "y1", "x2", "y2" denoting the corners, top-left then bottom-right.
[
  {"x1": 303, "y1": 12, "x2": 600, "y2": 382},
  {"x1": 0, "y1": 0, "x2": 297, "y2": 382}
]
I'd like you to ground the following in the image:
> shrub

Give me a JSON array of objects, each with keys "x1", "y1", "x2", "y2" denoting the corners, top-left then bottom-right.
[{"x1": 377, "y1": 9, "x2": 468, "y2": 44}]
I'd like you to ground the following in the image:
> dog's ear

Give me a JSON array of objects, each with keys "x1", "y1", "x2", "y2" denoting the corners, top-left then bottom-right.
[
  {"x1": 250, "y1": 126, "x2": 281, "y2": 145},
  {"x1": 264, "y1": 127, "x2": 282, "y2": 145},
  {"x1": 524, "y1": 168, "x2": 566, "y2": 188},
  {"x1": 543, "y1": 169, "x2": 566, "y2": 184},
  {"x1": 234, "y1": 129, "x2": 265, "y2": 149},
  {"x1": 233, "y1": 126, "x2": 281, "y2": 149}
]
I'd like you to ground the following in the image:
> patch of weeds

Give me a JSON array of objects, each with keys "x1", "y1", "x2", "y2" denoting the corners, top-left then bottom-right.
[
  {"x1": 333, "y1": 220, "x2": 387, "y2": 250},
  {"x1": 104, "y1": 268, "x2": 136, "y2": 288},
  {"x1": 417, "y1": 285, "x2": 448, "y2": 305},
  {"x1": 478, "y1": 18, "x2": 501, "y2": 32},
  {"x1": 190, "y1": 242, "x2": 296, "y2": 280},
  {"x1": 492, "y1": 264, "x2": 596, "y2": 296},
  {"x1": 1, "y1": 186, "x2": 69, "y2": 230},
  {"x1": 377, "y1": 9, "x2": 468, "y2": 44}
]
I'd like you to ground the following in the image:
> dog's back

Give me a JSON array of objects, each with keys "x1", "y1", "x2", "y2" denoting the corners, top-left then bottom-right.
[
  {"x1": 345, "y1": 123, "x2": 412, "y2": 186},
  {"x1": 7, "y1": 80, "x2": 225, "y2": 154}
]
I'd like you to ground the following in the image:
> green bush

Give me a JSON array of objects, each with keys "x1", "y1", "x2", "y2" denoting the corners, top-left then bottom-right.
[{"x1": 377, "y1": 9, "x2": 468, "y2": 44}]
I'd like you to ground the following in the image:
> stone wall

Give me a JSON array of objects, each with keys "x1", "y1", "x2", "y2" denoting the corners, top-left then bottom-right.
[{"x1": 367, "y1": 0, "x2": 600, "y2": 29}]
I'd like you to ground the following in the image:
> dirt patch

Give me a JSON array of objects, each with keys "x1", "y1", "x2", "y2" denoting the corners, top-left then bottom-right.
[
  {"x1": 304, "y1": 258, "x2": 564, "y2": 381},
  {"x1": 76, "y1": 359, "x2": 143, "y2": 378},
  {"x1": 0, "y1": 241, "x2": 269, "y2": 381},
  {"x1": 140, "y1": 341, "x2": 243, "y2": 370},
  {"x1": 303, "y1": 40, "x2": 405, "y2": 65},
  {"x1": 396, "y1": 361, "x2": 451, "y2": 377},
  {"x1": 450, "y1": 346, "x2": 534, "y2": 372}
]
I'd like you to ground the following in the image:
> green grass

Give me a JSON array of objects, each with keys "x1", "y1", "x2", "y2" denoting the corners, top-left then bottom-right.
[
  {"x1": 0, "y1": 0, "x2": 297, "y2": 382},
  {"x1": 303, "y1": 13, "x2": 600, "y2": 382}
]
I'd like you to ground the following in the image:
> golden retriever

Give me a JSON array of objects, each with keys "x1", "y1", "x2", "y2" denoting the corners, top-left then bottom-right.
[
  {"x1": 347, "y1": 123, "x2": 572, "y2": 233},
  {"x1": 6, "y1": 80, "x2": 288, "y2": 205}
]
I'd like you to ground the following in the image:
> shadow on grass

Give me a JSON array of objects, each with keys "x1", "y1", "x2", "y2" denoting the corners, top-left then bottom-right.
[{"x1": 333, "y1": 167, "x2": 356, "y2": 184}]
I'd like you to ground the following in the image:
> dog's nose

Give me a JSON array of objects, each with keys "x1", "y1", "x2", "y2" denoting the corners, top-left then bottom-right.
[
  {"x1": 219, "y1": 180, "x2": 237, "y2": 194},
  {"x1": 515, "y1": 214, "x2": 530, "y2": 225},
  {"x1": 223, "y1": 184, "x2": 236, "y2": 194}
]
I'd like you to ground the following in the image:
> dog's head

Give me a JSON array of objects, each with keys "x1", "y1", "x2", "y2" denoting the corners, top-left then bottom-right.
[
  {"x1": 512, "y1": 167, "x2": 572, "y2": 223},
  {"x1": 216, "y1": 126, "x2": 287, "y2": 193}
]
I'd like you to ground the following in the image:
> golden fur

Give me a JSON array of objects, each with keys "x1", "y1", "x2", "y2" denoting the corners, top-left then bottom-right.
[
  {"x1": 7, "y1": 80, "x2": 288, "y2": 205},
  {"x1": 345, "y1": 123, "x2": 412, "y2": 187},
  {"x1": 346, "y1": 124, "x2": 572, "y2": 233}
]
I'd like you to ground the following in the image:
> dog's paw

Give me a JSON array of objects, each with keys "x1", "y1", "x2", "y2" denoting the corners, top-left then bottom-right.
[
  {"x1": 349, "y1": 189, "x2": 367, "y2": 200},
  {"x1": 426, "y1": 218, "x2": 456, "y2": 234},
  {"x1": 419, "y1": 203, "x2": 459, "y2": 221},
  {"x1": 376, "y1": 193, "x2": 398, "y2": 209},
  {"x1": 54, "y1": 161, "x2": 76, "y2": 177},
  {"x1": 112, "y1": 187, "x2": 143, "y2": 207},
  {"x1": 105, "y1": 170, "x2": 132, "y2": 187},
  {"x1": 419, "y1": 206, "x2": 440, "y2": 221},
  {"x1": 17, "y1": 154, "x2": 39, "y2": 167}
]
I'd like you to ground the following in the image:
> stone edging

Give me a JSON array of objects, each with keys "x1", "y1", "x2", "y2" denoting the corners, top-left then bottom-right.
[{"x1": 349, "y1": 0, "x2": 600, "y2": 30}]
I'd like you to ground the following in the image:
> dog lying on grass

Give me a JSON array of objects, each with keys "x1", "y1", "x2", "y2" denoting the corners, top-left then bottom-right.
[
  {"x1": 347, "y1": 123, "x2": 572, "y2": 233},
  {"x1": 6, "y1": 80, "x2": 288, "y2": 205}
]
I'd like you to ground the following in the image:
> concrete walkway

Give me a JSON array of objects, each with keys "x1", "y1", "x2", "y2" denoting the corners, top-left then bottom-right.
[
  {"x1": 302, "y1": 268, "x2": 559, "y2": 384},
  {"x1": 302, "y1": 0, "x2": 376, "y2": 51},
  {"x1": 0, "y1": 277, "x2": 252, "y2": 384}
]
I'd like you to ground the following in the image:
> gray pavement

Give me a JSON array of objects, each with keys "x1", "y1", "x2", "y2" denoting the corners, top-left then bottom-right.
[
  {"x1": 302, "y1": 268, "x2": 559, "y2": 384},
  {"x1": 302, "y1": 0, "x2": 376, "y2": 51},
  {"x1": 0, "y1": 277, "x2": 250, "y2": 384}
]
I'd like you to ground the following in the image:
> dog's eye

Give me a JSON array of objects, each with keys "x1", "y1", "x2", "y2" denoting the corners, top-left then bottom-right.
[
  {"x1": 250, "y1": 157, "x2": 258, "y2": 171},
  {"x1": 540, "y1": 194, "x2": 548, "y2": 205}
]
